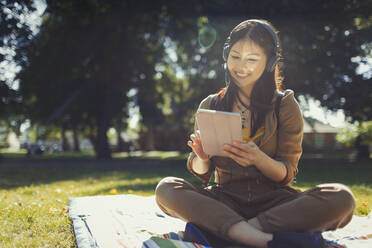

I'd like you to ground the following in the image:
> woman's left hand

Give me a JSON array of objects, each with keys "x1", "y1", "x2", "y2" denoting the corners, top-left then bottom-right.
[{"x1": 223, "y1": 141, "x2": 263, "y2": 167}]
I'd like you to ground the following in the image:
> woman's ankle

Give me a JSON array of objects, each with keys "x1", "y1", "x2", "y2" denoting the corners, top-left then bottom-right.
[{"x1": 227, "y1": 220, "x2": 273, "y2": 248}]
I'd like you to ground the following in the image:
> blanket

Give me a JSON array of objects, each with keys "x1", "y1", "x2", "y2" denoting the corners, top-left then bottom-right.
[{"x1": 69, "y1": 194, "x2": 372, "y2": 248}]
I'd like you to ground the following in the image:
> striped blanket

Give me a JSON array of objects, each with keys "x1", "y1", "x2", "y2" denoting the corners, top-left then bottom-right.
[
  {"x1": 143, "y1": 235, "x2": 210, "y2": 248},
  {"x1": 69, "y1": 194, "x2": 372, "y2": 248}
]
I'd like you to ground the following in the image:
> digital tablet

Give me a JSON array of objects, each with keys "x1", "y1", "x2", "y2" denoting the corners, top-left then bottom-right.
[{"x1": 195, "y1": 109, "x2": 242, "y2": 157}]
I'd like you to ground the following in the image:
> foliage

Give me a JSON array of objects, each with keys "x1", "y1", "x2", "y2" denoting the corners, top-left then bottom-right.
[
  {"x1": 359, "y1": 121, "x2": 372, "y2": 144},
  {"x1": 337, "y1": 121, "x2": 372, "y2": 147},
  {"x1": 4, "y1": 0, "x2": 372, "y2": 156},
  {"x1": 17, "y1": 0, "x2": 168, "y2": 158},
  {"x1": 0, "y1": 0, "x2": 35, "y2": 122},
  {"x1": 151, "y1": 0, "x2": 372, "y2": 128},
  {"x1": 270, "y1": 1, "x2": 371, "y2": 122},
  {"x1": 337, "y1": 123, "x2": 360, "y2": 147},
  {"x1": 0, "y1": 0, "x2": 36, "y2": 76}
]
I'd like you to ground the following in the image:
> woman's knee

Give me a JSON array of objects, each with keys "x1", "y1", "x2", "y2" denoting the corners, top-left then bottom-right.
[
  {"x1": 155, "y1": 176, "x2": 192, "y2": 202},
  {"x1": 318, "y1": 183, "x2": 356, "y2": 214},
  {"x1": 155, "y1": 176, "x2": 198, "y2": 215},
  {"x1": 155, "y1": 176, "x2": 179, "y2": 199}
]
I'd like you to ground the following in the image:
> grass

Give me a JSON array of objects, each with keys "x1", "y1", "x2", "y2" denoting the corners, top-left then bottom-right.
[{"x1": 0, "y1": 150, "x2": 371, "y2": 247}]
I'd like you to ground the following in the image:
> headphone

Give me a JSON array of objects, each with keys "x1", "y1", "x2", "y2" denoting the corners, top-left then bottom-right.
[{"x1": 223, "y1": 19, "x2": 281, "y2": 85}]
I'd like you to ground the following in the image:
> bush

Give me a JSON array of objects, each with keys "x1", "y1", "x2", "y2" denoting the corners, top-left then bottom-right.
[{"x1": 337, "y1": 121, "x2": 372, "y2": 147}]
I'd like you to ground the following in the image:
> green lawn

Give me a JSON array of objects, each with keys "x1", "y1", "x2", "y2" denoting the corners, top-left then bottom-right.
[{"x1": 0, "y1": 151, "x2": 371, "y2": 247}]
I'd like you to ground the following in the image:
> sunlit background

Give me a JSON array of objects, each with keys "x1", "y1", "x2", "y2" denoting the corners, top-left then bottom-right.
[{"x1": 1, "y1": 0, "x2": 371, "y2": 160}]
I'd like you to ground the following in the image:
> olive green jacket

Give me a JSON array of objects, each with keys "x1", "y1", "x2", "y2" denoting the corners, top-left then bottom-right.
[{"x1": 187, "y1": 89, "x2": 303, "y2": 191}]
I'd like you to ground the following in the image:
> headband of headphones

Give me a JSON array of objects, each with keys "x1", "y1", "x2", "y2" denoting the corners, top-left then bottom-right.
[{"x1": 222, "y1": 19, "x2": 280, "y2": 73}]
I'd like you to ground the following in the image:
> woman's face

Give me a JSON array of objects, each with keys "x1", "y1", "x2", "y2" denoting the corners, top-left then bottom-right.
[{"x1": 227, "y1": 38, "x2": 268, "y2": 89}]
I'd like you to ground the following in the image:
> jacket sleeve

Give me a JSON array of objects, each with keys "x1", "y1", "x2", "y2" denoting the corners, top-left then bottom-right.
[
  {"x1": 186, "y1": 95, "x2": 216, "y2": 187},
  {"x1": 274, "y1": 90, "x2": 304, "y2": 186}
]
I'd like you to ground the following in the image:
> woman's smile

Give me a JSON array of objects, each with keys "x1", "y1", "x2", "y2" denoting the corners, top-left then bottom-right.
[{"x1": 235, "y1": 71, "x2": 251, "y2": 78}]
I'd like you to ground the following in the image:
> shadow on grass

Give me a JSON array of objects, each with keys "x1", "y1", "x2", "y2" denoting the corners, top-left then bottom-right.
[
  {"x1": 0, "y1": 150, "x2": 188, "y2": 162},
  {"x1": 294, "y1": 158, "x2": 372, "y2": 188},
  {"x1": 0, "y1": 156, "x2": 371, "y2": 190},
  {"x1": 0, "y1": 158, "x2": 200, "y2": 190}
]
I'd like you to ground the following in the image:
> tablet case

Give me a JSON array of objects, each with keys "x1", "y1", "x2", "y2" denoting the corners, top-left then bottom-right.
[{"x1": 195, "y1": 109, "x2": 242, "y2": 156}]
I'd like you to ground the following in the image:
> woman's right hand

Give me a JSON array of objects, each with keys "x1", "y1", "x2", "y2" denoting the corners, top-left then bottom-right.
[{"x1": 187, "y1": 130, "x2": 209, "y2": 161}]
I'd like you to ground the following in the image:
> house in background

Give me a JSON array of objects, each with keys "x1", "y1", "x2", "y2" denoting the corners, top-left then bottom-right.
[{"x1": 302, "y1": 119, "x2": 349, "y2": 155}]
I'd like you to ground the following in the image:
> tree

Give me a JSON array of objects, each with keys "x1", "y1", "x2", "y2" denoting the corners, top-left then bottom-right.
[
  {"x1": 274, "y1": 1, "x2": 372, "y2": 122},
  {"x1": 1, "y1": 0, "x2": 36, "y2": 73},
  {"x1": 17, "y1": 0, "x2": 177, "y2": 158},
  {"x1": 12, "y1": 0, "x2": 372, "y2": 157},
  {"x1": 1, "y1": 1, "x2": 37, "y2": 154},
  {"x1": 160, "y1": 0, "x2": 372, "y2": 151},
  {"x1": 337, "y1": 121, "x2": 372, "y2": 160}
]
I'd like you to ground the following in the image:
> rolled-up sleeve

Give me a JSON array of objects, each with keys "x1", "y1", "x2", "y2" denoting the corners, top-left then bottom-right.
[
  {"x1": 274, "y1": 90, "x2": 304, "y2": 186},
  {"x1": 186, "y1": 94, "x2": 216, "y2": 186}
]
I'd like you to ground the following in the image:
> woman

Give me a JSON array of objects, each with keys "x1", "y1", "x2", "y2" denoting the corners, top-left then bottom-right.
[{"x1": 155, "y1": 19, "x2": 355, "y2": 248}]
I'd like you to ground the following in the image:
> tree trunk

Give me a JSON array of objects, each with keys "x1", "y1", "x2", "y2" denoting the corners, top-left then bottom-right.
[
  {"x1": 355, "y1": 135, "x2": 370, "y2": 161},
  {"x1": 94, "y1": 117, "x2": 111, "y2": 159},
  {"x1": 72, "y1": 127, "x2": 81, "y2": 152},
  {"x1": 61, "y1": 126, "x2": 71, "y2": 151},
  {"x1": 116, "y1": 127, "x2": 126, "y2": 152},
  {"x1": 145, "y1": 124, "x2": 155, "y2": 151}
]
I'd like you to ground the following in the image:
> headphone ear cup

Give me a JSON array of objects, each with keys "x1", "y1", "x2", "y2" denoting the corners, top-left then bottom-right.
[
  {"x1": 222, "y1": 44, "x2": 229, "y2": 61},
  {"x1": 266, "y1": 56, "x2": 279, "y2": 72}
]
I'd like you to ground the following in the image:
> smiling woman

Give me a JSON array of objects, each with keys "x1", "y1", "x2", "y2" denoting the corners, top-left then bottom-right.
[{"x1": 155, "y1": 19, "x2": 356, "y2": 248}]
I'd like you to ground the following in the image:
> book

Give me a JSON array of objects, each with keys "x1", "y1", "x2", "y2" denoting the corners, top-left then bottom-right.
[{"x1": 195, "y1": 109, "x2": 242, "y2": 156}]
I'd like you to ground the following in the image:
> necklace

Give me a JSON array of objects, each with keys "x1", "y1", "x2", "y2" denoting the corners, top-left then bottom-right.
[
  {"x1": 237, "y1": 103, "x2": 250, "y2": 128},
  {"x1": 236, "y1": 93, "x2": 251, "y2": 129}
]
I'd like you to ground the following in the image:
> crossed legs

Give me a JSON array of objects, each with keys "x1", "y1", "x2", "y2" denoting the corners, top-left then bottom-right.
[{"x1": 155, "y1": 177, "x2": 355, "y2": 247}]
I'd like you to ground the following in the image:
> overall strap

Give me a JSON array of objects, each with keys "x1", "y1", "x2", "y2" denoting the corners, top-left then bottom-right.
[
  {"x1": 274, "y1": 91, "x2": 284, "y2": 157},
  {"x1": 275, "y1": 91, "x2": 284, "y2": 129}
]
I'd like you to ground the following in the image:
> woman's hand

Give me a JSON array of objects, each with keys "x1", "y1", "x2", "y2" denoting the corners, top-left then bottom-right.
[
  {"x1": 187, "y1": 130, "x2": 209, "y2": 161},
  {"x1": 223, "y1": 141, "x2": 263, "y2": 167}
]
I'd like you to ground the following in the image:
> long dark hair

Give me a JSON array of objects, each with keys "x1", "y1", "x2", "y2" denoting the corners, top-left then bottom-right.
[{"x1": 215, "y1": 20, "x2": 284, "y2": 137}]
